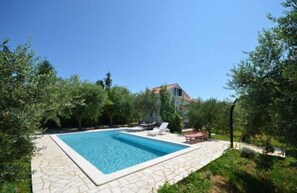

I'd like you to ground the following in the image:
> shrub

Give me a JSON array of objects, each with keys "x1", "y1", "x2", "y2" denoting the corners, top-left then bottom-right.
[
  {"x1": 256, "y1": 154, "x2": 274, "y2": 170},
  {"x1": 166, "y1": 112, "x2": 182, "y2": 133},
  {"x1": 158, "y1": 172, "x2": 212, "y2": 193},
  {"x1": 263, "y1": 141, "x2": 274, "y2": 154},
  {"x1": 159, "y1": 86, "x2": 182, "y2": 133},
  {"x1": 183, "y1": 172, "x2": 212, "y2": 193},
  {"x1": 158, "y1": 182, "x2": 179, "y2": 193},
  {"x1": 240, "y1": 147, "x2": 256, "y2": 159},
  {"x1": 204, "y1": 170, "x2": 213, "y2": 179}
]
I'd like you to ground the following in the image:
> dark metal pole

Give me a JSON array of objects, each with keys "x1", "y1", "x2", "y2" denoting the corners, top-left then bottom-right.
[{"x1": 229, "y1": 99, "x2": 238, "y2": 148}]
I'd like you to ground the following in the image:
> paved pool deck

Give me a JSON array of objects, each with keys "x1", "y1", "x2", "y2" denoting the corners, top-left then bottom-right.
[{"x1": 31, "y1": 129, "x2": 230, "y2": 193}]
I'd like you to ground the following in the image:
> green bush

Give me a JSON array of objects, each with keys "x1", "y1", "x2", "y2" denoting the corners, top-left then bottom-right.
[
  {"x1": 158, "y1": 172, "x2": 212, "y2": 193},
  {"x1": 263, "y1": 141, "x2": 274, "y2": 154},
  {"x1": 240, "y1": 147, "x2": 256, "y2": 159},
  {"x1": 256, "y1": 154, "x2": 274, "y2": 171},
  {"x1": 158, "y1": 182, "x2": 179, "y2": 193},
  {"x1": 0, "y1": 40, "x2": 60, "y2": 190},
  {"x1": 166, "y1": 112, "x2": 182, "y2": 133},
  {"x1": 0, "y1": 40, "x2": 36, "y2": 188},
  {"x1": 159, "y1": 86, "x2": 182, "y2": 133}
]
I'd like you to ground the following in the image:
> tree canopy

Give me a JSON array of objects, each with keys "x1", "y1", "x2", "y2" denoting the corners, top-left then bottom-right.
[
  {"x1": 188, "y1": 98, "x2": 230, "y2": 138},
  {"x1": 134, "y1": 88, "x2": 161, "y2": 123},
  {"x1": 160, "y1": 86, "x2": 182, "y2": 133},
  {"x1": 67, "y1": 76, "x2": 106, "y2": 130},
  {"x1": 227, "y1": 0, "x2": 297, "y2": 147},
  {"x1": 0, "y1": 40, "x2": 67, "y2": 189}
]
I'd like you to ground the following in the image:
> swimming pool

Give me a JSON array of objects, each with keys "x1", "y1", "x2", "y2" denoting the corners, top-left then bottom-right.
[
  {"x1": 51, "y1": 129, "x2": 192, "y2": 185},
  {"x1": 58, "y1": 130, "x2": 187, "y2": 174}
]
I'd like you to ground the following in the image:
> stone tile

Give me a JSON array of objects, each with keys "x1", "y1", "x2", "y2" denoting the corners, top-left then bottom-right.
[
  {"x1": 32, "y1": 132, "x2": 229, "y2": 193},
  {"x1": 79, "y1": 184, "x2": 89, "y2": 192},
  {"x1": 135, "y1": 180, "x2": 148, "y2": 187},
  {"x1": 88, "y1": 187, "x2": 102, "y2": 193},
  {"x1": 63, "y1": 188, "x2": 79, "y2": 193},
  {"x1": 111, "y1": 187, "x2": 122, "y2": 193},
  {"x1": 35, "y1": 189, "x2": 50, "y2": 193},
  {"x1": 96, "y1": 184, "x2": 111, "y2": 191},
  {"x1": 118, "y1": 178, "x2": 129, "y2": 185},
  {"x1": 43, "y1": 182, "x2": 50, "y2": 189},
  {"x1": 33, "y1": 183, "x2": 44, "y2": 192},
  {"x1": 86, "y1": 181, "x2": 96, "y2": 189},
  {"x1": 137, "y1": 188, "x2": 152, "y2": 193},
  {"x1": 108, "y1": 180, "x2": 120, "y2": 188}
]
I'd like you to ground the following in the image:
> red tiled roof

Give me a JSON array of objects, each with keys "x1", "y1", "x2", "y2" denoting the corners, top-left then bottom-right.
[
  {"x1": 152, "y1": 83, "x2": 179, "y2": 93},
  {"x1": 151, "y1": 83, "x2": 192, "y2": 100}
]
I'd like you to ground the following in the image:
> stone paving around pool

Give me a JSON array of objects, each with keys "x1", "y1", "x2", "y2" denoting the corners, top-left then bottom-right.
[{"x1": 31, "y1": 129, "x2": 230, "y2": 193}]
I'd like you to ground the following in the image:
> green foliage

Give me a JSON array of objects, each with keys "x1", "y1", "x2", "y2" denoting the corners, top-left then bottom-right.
[
  {"x1": 96, "y1": 73, "x2": 135, "y2": 126},
  {"x1": 158, "y1": 173, "x2": 212, "y2": 193},
  {"x1": 34, "y1": 60, "x2": 73, "y2": 128},
  {"x1": 134, "y1": 88, "x2": 161, "y2": 123},
  {"x1": 0, "y1": 40, "x2": 35, "y2": 186},
  {"x1": 181, "y1": 172, "x2": 212, "y2": 193},
  {"x1": 188, "y1": 98, "x2": 230, "y2": 138},
  {"x1": 227, "y1": 0, "x2": 297, "y2": 148},
  {"x1": 104, "y1": 72, "x2": 112, "y2": 90},
  {"x1": 212, "y1": 129, "x2": 242, "y2": 142},
  {"x1": 161, "y1": 149, "x2": 297, "y2": 193},
  {"x1": 263, "y1": 140, "x2": 275, "y2": 154},
  {"x1": 256, "y1": 154, "x2": 274, "y2": 171},
  {"x1": 102, "y1": 86, "x2": 135, "y2": 126},
  {"x1": 159, "y1": 86, "x2": 182, "y2": 133},
  {"x1": 240, "y1": 147, "x2": 256, "y2": 159},
  {"x1": 0, "y1": 160, "x2": 31, "y2": 193},
  {"x1": 67, "y1": 75, "x2": 107, "y2": 129},
  {"x1": 96, "y1": 72, "x2": 112, "y2": 90},
  {"x1": 158, "y1": 182, "x2": 179, "y2": 193},
  {"x1": 0, "y1": 40, "x2": 60, "y2": 188},
  {"x1": 187, "y1": 99, "x2": 204, "y2": 129},
  {"x1": 214, "y1": 100, "x2": 231, "y2": 133},
  {"x1": 96, "y1": 79, "x2": 105, "y2": 89}
]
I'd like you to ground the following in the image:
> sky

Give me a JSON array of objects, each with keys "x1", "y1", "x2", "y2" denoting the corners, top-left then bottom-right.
[{"x1": 0, "y1": 0, "x2": 284, "y2": 100}]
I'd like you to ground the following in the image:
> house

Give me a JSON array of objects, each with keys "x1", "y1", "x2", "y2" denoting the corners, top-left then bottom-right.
[
  {"x1": 151, "y1": 83, "x2": 193, "y2": 107},
  {"x1": 150, "y1": 83, "x2": 194, "y2": 127}
]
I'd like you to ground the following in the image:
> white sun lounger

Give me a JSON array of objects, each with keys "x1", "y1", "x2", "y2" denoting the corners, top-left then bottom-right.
[{"x1": 148, "y1": 122, "x2": 169, "y2": 136}]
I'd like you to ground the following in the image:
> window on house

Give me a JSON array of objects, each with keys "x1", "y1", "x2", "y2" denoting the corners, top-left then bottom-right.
[
  {"x1": 175, "y1": 88, "x2": 182, "y2": 96},
  {"x1": 178, "y1": 88, "x2": 182, "y2": 96}
]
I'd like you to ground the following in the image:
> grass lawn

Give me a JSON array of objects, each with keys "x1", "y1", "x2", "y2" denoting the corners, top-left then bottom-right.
[
  {"x1": 211, "y1": 130, "x2": 242, "y2": 142},
  {"x1": 158, "y1": 149, "x2": 297, "y2": 193},
  {"x1": 211, "y1": 130, "x2": 283, "y2": 148}
]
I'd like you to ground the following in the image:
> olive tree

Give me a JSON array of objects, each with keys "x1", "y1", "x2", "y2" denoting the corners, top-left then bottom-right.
[
  {"x1": 159, "y1": 86, "x2": 182, "y2": 133},
  {"x1": 103, "y1": 86, "x2": 134, "y2": 126},
  {"x1": 188, "y1": 98, "x2": 219, "y2": 138},
  {"x1": 134, "y1": 88, "x2": 161, "y2": 123},
  {"x1": 0, "y1": 40, "x2": 65, "y2": 189},
  {"x1": 33, "y1": 60, "x2": 73, "y2": 128},
  {"x1": 227, "y1": 0, "x2": 297, "y2": 147},
  {"x1": 67, "y1": 76, "x2": 106, "y2": 130}
]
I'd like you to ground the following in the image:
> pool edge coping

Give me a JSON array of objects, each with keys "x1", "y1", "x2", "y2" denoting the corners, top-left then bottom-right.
[{"x1": 50, "y1": 128, "x2": 200, "y2": 186}]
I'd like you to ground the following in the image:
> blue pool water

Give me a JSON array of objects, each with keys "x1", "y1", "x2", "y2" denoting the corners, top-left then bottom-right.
[{"x1": 58, "y1": 130, "x2": 188, "y2": 174}]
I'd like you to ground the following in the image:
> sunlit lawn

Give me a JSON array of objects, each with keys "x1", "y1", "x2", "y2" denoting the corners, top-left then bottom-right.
[
  {"x1": 212, "y1": 130, "x2": 283, "y2": 148},
  {"x1": 158, "y1": 149, "x2": 297, "y2": 193},
  {"x1": 159, "y1": 130, "x2": 297, "y2": 192},
  {"x1": 211, "y1": 130, "x2": 242, "y2": 142}
]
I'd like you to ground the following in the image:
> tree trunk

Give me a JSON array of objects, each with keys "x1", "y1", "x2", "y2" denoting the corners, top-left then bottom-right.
[
  {"x1": 77, "y1": 116, "x2": 82, "y2": 130},
  {"x1": 107, "y1": 112, "x2": 113, "y2": 127},
  {"x1": 208, "y1": 129, "x2": 211, "y2": 139}
]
